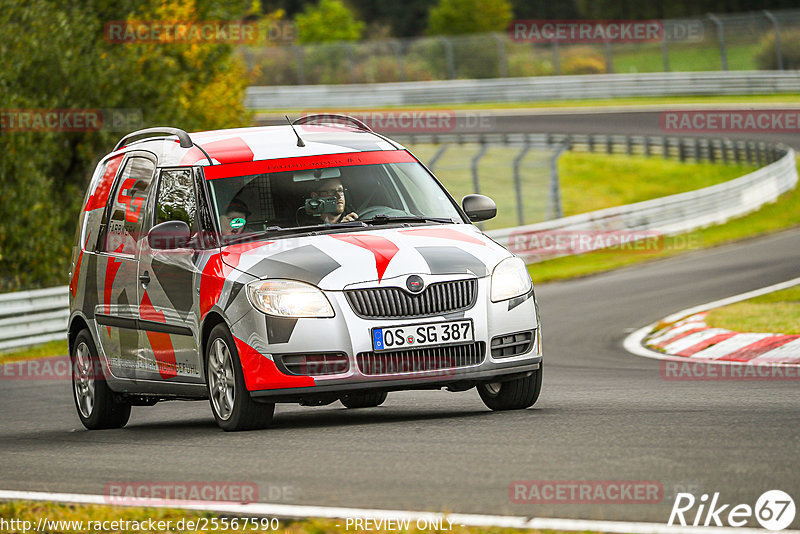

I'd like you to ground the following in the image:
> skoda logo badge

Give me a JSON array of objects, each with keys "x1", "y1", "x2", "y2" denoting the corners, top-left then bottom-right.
[{"x1": 406, "y1": 275, "x2": 424, "y2": 293}]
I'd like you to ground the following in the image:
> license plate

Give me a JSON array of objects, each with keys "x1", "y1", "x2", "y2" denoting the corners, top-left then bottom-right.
[{"x1": 372, "y1": 319, "x2": 474, "y2": 352}]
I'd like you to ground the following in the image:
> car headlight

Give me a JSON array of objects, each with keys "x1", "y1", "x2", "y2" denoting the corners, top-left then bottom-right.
[
  {"x1": 491, "y1": 256, "x2": 532, "y2": 302},
  {"x1": 246, "y1": 279, "x2": 334, "y2": 318}
]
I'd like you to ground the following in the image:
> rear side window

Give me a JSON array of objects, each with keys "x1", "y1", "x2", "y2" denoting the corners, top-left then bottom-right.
[{"x1": 100, "y1": 156, "x2": 156, "y2": 255}]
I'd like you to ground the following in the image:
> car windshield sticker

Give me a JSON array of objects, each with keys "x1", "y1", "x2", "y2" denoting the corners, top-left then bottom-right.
[{"x1": 230, "y1": 218, "x2": 245, "y2": 229}]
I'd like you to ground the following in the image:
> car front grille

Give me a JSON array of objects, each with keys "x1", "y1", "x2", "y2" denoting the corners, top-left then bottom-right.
[
  {"x1": 490, "y1": 330, "x2": 534, "y2": 358},
  {"x1": 356, "y1": 342, "x2": 485, "y2": 375},
  {"x1": 345, "y1": 279, "x2": 477, "y2": 319}
]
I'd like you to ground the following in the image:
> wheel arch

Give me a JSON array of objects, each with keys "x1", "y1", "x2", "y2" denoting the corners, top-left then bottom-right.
[
  {"x1": 68, "y1": 314, "x2": 91, "y2": 357},
  {"x1": 200, "y1": 311, "x2": 229, "y2": 379}
]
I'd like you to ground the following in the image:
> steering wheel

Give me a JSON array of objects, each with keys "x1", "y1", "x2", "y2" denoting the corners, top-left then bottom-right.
[{"x1": 357, "y1": 206, "x2": 409, "y2": 220}]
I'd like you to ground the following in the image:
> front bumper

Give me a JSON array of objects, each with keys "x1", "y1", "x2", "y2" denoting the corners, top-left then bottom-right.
[{"x1": 230, "y1": 275, "x2": 542, "y2": 396}]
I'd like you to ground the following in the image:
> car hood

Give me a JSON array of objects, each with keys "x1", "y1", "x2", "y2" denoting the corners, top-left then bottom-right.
[{"x1": 219, "y1": 224, "x2": 512, "y2": 290}]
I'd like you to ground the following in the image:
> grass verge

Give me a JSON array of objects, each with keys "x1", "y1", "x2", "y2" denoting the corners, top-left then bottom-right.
[
  {"x1": 0, "y1": 340, "x2": 68, "y2": 365},
  {"x1": 558, "y1": 153, "x2": 754, "y2": 216},
  {"x1": 0, "y1": 500, "x2": 586, "y2": 534},
  {"x1": 528, "y1": 170, "x2": 800, "y2": 283},
  {"x1": 704, "y1": 285, "x2": 800, "y2": 335}
]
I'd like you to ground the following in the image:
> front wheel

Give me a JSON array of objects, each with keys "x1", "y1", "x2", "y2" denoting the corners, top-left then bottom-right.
[
  {"x1": 206, "y1": 324, "x2": 275, "y2": 431},
  {"x1": 478, "y1": 366, "x2": 542, "y2": 411},
  {"x1": 71, "y1": 329, "x2": 131, "y2": 430},
  {"x1": 340, "y1": 391, "x2": 388, "y2": 409}
]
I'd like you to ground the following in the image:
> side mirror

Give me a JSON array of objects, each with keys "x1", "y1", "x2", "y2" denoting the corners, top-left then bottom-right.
[
  {"x1": 462, "y1": 194, "x2": 497, "y2": 222},
  {"x1": 148, "y1": 220, "x2": 191, "y2": 250}
]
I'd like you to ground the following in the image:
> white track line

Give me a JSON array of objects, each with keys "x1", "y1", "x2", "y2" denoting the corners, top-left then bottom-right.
[
  {"x1": 0, "y1": 489, "x2": 793, "y2": 534},
  {"x1": 624, "y1": 277, "x2": 800, "y2": 364}
]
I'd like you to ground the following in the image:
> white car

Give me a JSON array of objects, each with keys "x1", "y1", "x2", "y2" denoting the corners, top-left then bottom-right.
[{"x1": 68, "y1": 115, "x2": 542, "y2": 431}]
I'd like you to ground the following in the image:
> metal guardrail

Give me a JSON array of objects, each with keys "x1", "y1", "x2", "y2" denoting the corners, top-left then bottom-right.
[
  {"x1": 242, "y1": 9, "x2": 800, "y2": 86},
  {"x1": 0, "y1": 286, "x2": 69, "y2": 351},
  {"x1": 1, "y1": 136, "x2": 796, "y2": 351},
  {"x1": 486, "y1": 143, "x2": 797, "y2": 259},
  {"x1": 246, "y1": 71, "x2": 800, "y2": 109}
]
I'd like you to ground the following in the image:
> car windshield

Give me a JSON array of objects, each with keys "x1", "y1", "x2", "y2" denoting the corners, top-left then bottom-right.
[{"x1": 204, "y1": 152, "x2": 464, "y2": 239}]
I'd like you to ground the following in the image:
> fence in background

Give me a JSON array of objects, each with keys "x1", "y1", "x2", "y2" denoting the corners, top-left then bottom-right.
[
  {"x1": 241, "y1": 9, "x2": 800, "y2": 86},
  {"x1": 398, "y1": 132, "x2": 788, "y2": 229},
  {"x1": 246, "y1": 70, "x2": 800, "y2": 108}
]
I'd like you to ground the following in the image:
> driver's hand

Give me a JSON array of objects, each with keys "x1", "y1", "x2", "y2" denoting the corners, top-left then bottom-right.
[{"x1": 341, "y1": 212, "x2": 359, "y2": 222}]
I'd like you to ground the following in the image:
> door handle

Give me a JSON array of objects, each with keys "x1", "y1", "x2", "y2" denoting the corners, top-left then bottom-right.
[{"x1": 139, "y1": 271, "x2": 150, "y2": 286}]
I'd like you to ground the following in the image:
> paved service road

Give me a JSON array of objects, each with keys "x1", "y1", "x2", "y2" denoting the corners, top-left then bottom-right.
[{"x1": 2, "y1": 229, "x2": 799, "y2": 525}]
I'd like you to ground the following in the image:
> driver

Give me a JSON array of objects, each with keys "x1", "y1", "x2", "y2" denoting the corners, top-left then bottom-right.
[
  {"x1": 220, "y1": 198, "x2": 250, "y2": 235},
  {"x1": 310, "y1": 178, "x2": 358, "y2": 224}
]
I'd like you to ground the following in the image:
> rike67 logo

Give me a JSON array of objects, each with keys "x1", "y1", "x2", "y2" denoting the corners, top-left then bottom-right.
[{"x1": 669, "y1": 490, "x2": 795, "y2": 530}]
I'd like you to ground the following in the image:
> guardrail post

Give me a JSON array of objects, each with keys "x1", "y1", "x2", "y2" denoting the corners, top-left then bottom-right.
[
  {"x1": 707, "y1": 14, "x2": 728, "y2": 71},
  {"x1": 644, "y1": 136, "x2": 651, "y2": 157},
  {"x1": 662, "y1": 137, "x2": 669, "y2": 159},
  {"x1": 493, "y1": 33, "x2": 509, "y2": 78},
  {"x1": 588, "y1": 134, "x2": 595, "y2": 153},
  {"x1": 604, "y1": 40, "x2": 614, "y2": 74},
  {"x1": 626, "y1": 135, "x2": 633, "y2": 155},
  {"x1": 721, "y1": 140, "x2": 729, "y2": 164},
  {"x1": 428, "y1": 144, "x2": 449, "y2": 173},
  {"x1": 695, "y1": 137, "x2": 702, "y2": 162},
  {"x1": 756, "y1": 143, "x2": 764, "y2": 167},
  {"x1": 763, "y1": 11, "x2": 784, "y2": 71},
  {"x1": 661, "y1": 33, "x2": 670, "y2": 72},
  {"x1": 293, "y1": 45, "x2": 306, "y2": 85},
  {"x1": 440, "y1": 37, "x2": 456, "y2": 79},
  {"x1": 551, "y1": 40, "x2": 561, "y2": 75},
  {"x1": 471, "y1": 142, "x2": 488, "y2": 195},
  {"x1": 606, "y1": 135, "x2": 613, "y2": 154},
  {"x1": 346, "y1": 43, "x2": 357, "y2": 83},
  {"x1": 548, "y1": 144, "x2": 567, "y2": 220},
  {"x1": 679, "y1": 138, "x2": 687, "y2": 162},
  {"x1": 513, "y1": 142, "x2": 531, "y2": 226},
  {"x1": 734, "y1": 141, "x2": 742, "y2": 165},
  {"x1": 391, "y1": 39, "x2": 406, "y2": 81},
  {"x1": 745, "y1": 142, "x2": 753, "y2": 165}
]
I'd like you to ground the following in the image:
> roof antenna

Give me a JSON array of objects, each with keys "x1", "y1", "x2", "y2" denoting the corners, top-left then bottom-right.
[{"x1": 285, "y1": 115, "x2": 306, "y2": 147}]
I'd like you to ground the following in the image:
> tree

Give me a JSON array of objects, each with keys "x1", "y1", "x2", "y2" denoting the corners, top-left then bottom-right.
[
  {"x1": 294, "y1": 0, "x2": 365, "y2": 43},
  {"x1": 427, "y1": 0, "x2": 513, "y2": 36},
  {"x1": 0, "y1": 0, "x2": 252, "y2": 291}
]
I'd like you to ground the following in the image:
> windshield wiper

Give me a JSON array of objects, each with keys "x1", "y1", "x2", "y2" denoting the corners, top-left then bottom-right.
[
  {"x1": 224, "y1": 221, "x2": 367, "y2": 244},
  {"x1": 361, "y1": 215, "x2": 453, "y2": 225}
]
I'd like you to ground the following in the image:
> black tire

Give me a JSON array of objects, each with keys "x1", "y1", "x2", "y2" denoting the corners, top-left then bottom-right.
[
  {"x1": 206, "y1": 324, "x2": 275, "y2": 431},
  {"x1": 71, "y1": 329, "x2": 131, "y2": 430},
  {"x1": 340, "y1": 391, "x2": 388, "y2": 409},
  {"x1": 478, "y1": 365, "x2": 542, "y2": 411}
]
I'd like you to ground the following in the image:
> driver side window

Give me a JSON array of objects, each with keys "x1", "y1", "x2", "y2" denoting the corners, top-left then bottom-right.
[{"x1": 155, "y1": 169, "x2": 197, "y2": 232}]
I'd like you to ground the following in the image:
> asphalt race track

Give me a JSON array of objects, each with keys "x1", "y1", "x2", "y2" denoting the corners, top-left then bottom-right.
[
  {"x1": 263, "y1": 109, "x2": 800, "y2": 150},
  {"x1": 2, "y1": 109, "x2": 799, "y2": 527}
]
